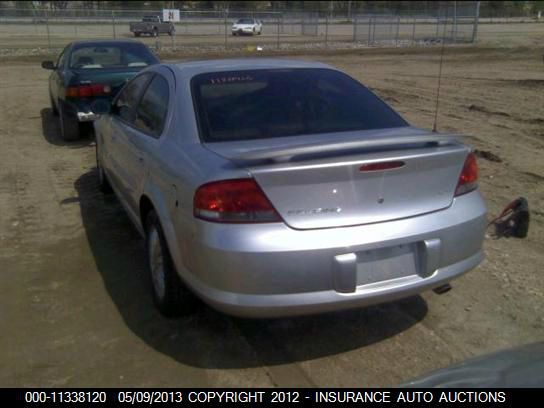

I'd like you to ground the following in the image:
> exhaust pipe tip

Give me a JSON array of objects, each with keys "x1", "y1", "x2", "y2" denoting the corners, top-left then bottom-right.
[{"x1": 433, "y1": 283, "x2": 452, "y2": 295}]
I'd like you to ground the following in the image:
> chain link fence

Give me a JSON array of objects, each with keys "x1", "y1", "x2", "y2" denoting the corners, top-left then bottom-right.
[
  {"x1": 0, "y1": 8, "x2": 326, "y2": 50},
  {"x1": 0, "y1": 3, "x2": 495, "y2": 52},
  {"x1": 353, "y1": 2, "x2": 480, "y2": 45}
]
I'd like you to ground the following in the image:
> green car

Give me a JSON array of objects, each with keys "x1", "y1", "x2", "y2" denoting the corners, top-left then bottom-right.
[{"x1": 42, "y1": 40, "x2": 160, "y2": 140}]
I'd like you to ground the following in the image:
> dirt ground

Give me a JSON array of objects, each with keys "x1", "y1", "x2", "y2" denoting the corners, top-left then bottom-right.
[{"x1": 0, "y1": 43, "x2": 543, "y2": 387}]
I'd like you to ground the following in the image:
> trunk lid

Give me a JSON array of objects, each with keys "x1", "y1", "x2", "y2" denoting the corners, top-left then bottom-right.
[{"x1": 204, "y1": 127, "x2": 469, "y2": 230}]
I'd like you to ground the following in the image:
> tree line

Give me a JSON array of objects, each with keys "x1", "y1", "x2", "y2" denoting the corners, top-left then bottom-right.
[{"x1": 4, "y1": 1, "x2": 544, "y2": 17}]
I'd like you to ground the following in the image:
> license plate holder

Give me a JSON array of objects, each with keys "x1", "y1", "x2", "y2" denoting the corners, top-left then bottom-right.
[{"x1": 356, "y1": 244, "x2": 418, "y2": 286}]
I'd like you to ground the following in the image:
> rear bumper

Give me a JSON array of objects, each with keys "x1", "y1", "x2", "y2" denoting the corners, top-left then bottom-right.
[
  {"x1": 63, "y1": 97, "x2": 111, "y2": 122},
  {"x1": 191, "y1": 251, "x2": 483, "y2": 318},
  {"x1": 176, "y1": 190, "x2": 487, "y2": 318}
]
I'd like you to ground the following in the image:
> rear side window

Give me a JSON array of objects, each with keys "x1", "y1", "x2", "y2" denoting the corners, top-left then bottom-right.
[
  {"x1": 114, "y1": 73, "x2": 151, "y2": 123},
  {"x1": 134, "y1": 75, "x2": 169, "y2": 138},
  {"x1": 191, "y1": 68, "x2": 408, "y2": 143}
]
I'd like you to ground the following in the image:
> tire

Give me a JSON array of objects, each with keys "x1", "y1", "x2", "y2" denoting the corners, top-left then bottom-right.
[
  {"x1": 58, "y1": 101, "x2": 80, "y2": 141},
  {"x1": 95, "y1": 144, "x2": 112, "y2": 194},
  {"x1": 232, "y1": 32, "x2": 236, "y2": 36},
  {"x1": 50, "y1": 93, "x2": 58, "y2": 116},
  {"x1": 145, "y1": 211, "x2": 196, "y2": 317},
  {"x1": 134, "y1": 32, "x2": 141, "y2": 37}
]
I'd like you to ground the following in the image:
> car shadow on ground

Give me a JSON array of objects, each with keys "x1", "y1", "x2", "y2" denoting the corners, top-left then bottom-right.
[
  {"x1": 73, "y1": 169, "x2": 428, "y2": 370},
  {"x1": 41, "y1": 108, "x2": 95, "y2": 148}
]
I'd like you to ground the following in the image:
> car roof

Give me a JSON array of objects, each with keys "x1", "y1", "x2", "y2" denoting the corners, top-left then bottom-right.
[
  {"x1": 70, "y1": 39, "x2": 148, "y2": 48},
  {"x1": 169, "y1": 58, "x2": 334, "y2": 78}
]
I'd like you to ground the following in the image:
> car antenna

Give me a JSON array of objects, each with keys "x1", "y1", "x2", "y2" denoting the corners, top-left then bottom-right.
[{"x1": 432, "y1": 7, "x2": 449, "y2": 133}]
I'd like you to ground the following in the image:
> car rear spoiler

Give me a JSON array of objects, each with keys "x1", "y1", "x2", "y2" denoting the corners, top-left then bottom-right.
[{"x1": 228, "y1": 134, "x2": 463, "y2": 162}]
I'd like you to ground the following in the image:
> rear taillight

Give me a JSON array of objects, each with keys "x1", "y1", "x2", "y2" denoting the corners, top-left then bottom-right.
[
  {"x1": 66, "y1": 84, "x2": 111, "y2": 98},
  {"x1": 455, "y1": 152, "x2": 478, "y2": 196},
  {"x1": 194, "y1": 179, "x2": 281, "y2": 223}
]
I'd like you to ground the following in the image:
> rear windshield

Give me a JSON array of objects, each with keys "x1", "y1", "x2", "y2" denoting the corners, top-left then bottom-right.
[
  {"x1": 70, "y1": 44, "x2": 157, "y2": 70},
  {"x1": 191, "y1": 68, "x2": 408, "y2": 142}
]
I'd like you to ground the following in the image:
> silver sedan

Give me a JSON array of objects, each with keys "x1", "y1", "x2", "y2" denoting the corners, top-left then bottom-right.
[{"x1": 94, "y1": 59, "x2": 487, "y2": 318}]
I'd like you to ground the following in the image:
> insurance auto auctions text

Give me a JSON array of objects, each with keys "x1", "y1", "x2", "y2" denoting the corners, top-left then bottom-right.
[{"x1": 182, "y1": 390, "x2": 506, "y2": 403}]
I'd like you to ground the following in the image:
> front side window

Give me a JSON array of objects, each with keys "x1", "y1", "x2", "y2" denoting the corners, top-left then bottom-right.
[
  {"x1": 134, "y1": 75, "x2": 169, "y2": 137},
  {"x1": 191, "y1": 68, "x2": 408, "y2": 143},
  {"x1": 114, "y1": 73, "x2": 152, "y2": 123}
]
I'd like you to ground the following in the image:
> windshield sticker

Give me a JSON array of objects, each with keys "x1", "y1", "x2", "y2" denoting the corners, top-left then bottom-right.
[{"x1": 209, "y1": 75, "x2": 254, "y2": 84}]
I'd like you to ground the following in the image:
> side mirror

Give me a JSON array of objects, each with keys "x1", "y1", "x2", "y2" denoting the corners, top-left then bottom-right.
[{"x1": 41, "y1": 60, "x2": 56, "y2": 70}]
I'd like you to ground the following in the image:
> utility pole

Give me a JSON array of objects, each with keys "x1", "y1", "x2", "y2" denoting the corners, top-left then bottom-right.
[
  {"x1": 472, "y1": 1, "x2": 481, "y2": 43},
  {"x1": 453, "y1": 1, "x2": 457, "y2": 43}
]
